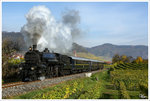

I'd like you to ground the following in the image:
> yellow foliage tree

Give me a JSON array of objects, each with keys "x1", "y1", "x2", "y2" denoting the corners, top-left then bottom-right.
[
  {"x1": 135, "y1": 56, "x2": 143, "y2": 64},
  {"x1": 121, "y1": 55, "x2": 127, "y2": 62}
]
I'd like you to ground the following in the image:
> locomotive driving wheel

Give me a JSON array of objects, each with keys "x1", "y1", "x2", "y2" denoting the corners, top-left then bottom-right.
[
  {"x1": 53, "y1": 66, "x2": 59, "y2": 77},
  {"x1": 46, "y1": 66, "x2": 53, "y2": 78},
  {"x1": 30, "y1": 75, "x2": 37, "y2": 81}
]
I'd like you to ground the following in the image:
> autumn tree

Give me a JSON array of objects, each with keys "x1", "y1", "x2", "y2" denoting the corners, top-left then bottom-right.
[
  {"x1": 135, "y1": 56, "x2": 143, "y2": 64},
  {"x1": 112, "y1": 54, "x2": 133, "y2": 64},
  {"x1": 112, "y1": 54, "x2": 120, "y2": 64},
  {"x1": 142, "y1": 59, "x2": 148, "y2": 64},
  {"x1": 121, "y1": 55, "x2": 127, "y2": 62},
  {"x1": 2, "y1": 37, "x2": 22, "y2": 81},
  {"x1": 120, "y1": 55, "x2": 131, "y2": 63},
  {"x1": 127, "y1": 56, "x2": 134, "y2": 63},
  {"x1": 2, "y1": 38, "x2": 15, "y2": 79}
]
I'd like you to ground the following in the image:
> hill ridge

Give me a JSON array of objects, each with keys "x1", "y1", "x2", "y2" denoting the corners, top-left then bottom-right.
[{"x1": 3, "y1": 31, "x2": 148, "y2": 59}]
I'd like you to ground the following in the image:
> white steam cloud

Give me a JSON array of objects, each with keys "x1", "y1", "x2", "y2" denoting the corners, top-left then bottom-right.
[
  {"x1": 21, "y1": 5, "x2": 81, "y2": 54},
  {"x1": 62, "y1": 9, "x2": 81, "y2": 39}
]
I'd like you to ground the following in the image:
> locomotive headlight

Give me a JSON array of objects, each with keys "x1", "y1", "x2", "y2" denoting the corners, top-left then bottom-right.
[
  {"x1": 19, "y1": 67, "x2": 23, "y2": 70},
  {"x1": 31, "y1": 67, "x2": 35, "y2": 70}
]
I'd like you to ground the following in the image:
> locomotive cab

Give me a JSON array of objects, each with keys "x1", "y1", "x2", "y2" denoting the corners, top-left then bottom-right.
[{"x1": 42, "y1": 52, "x2": 58, "y2": 63}]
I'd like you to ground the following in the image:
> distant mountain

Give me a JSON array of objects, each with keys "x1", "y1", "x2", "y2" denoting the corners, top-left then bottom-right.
[
  {"x1": 2, "y1": 31, "x2": 148, "y2": 59},
  {"x1": 2, "y1": 31, "x2": 27, "y2": 51},
  {"x1": 87, "y1": 43, "x2": 148, "y2": 59},
  {"x1": 2, "y1": 31, "x2": 24, "y2": 40},
  {"x1": 72, "y1": 43, "x2": 88, "y2": 53}
]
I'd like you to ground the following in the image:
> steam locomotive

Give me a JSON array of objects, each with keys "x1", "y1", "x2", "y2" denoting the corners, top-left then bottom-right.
[{"x1": 19, "y1": 45, "x2": 104, "y2": 81}]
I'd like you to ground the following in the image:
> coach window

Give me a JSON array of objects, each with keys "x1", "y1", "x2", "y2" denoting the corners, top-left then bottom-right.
[{"x1": 74, "y1": 60, "x2": 76, "y2": 64}]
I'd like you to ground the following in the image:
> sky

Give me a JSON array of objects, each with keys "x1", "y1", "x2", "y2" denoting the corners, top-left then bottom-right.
[{"x1": 2, "y1": 2, "x2": 148, "y2": 47}]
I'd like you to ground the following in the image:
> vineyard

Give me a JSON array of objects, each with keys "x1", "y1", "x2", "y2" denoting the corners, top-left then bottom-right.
[
  {"x1": 109, "y1": 63, "x2": 148, "y2": 99},
  {"x1": 113, "y1": 63, "x2": 147, "y2": 70}
]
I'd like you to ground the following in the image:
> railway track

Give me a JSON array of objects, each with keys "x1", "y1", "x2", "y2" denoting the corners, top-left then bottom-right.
[
  {"x1": 2, "y1": 74, "x2": 82, "y2": 89},
  {"x1": 2, "y1": 69, "x2": 104, "y2": 98},
  {"x1": 2, "y1": 82, "x2": 24, "y2": 88}
]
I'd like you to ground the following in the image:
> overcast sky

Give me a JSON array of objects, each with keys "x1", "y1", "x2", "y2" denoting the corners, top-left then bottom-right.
[{"x1": 2, "y1": 2, "x2": 148, "y2": 47}]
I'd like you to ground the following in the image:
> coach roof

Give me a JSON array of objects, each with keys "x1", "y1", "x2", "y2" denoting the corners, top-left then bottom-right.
[{"x1": 70, "y1": 56, "x2": 104, "y2": 63}]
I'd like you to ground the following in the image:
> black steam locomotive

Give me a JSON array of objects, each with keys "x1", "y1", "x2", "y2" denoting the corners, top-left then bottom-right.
[{"x1": 19, "y1": 45, "x2": 104, "y2": 81}]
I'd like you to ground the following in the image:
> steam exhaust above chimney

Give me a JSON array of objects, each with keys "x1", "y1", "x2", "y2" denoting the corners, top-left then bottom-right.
[{"x1": 33, "y1": 45, "x2": 37, "y2": 51}]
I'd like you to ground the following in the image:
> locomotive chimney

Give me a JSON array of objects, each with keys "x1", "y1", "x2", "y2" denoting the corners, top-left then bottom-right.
[{"x1": 33, "y1": 45, "x2": 37, "y2": 51}]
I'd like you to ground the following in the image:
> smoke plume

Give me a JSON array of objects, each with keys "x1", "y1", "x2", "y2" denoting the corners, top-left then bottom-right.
[
  {"x1": 62, "y1": 10, "x2": 81, "y2": 39},
  {"x1": 21, "y1": 6, "x2": 81, "y2": 54}
]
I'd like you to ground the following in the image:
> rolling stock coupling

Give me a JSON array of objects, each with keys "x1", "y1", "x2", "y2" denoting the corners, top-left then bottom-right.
[{"x1": 19, "y1": 45, "x2": 104, "y2": 81}]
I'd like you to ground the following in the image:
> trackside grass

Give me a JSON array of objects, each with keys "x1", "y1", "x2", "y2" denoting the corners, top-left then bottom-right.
[{"x1": 12, "y1": 69, "x2": 108, "y2": 99}]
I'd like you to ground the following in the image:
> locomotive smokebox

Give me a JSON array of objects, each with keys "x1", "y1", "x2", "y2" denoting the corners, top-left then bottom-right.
[{"x1": 33, "y1": 45, "x2": 37, "y2": 51}]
